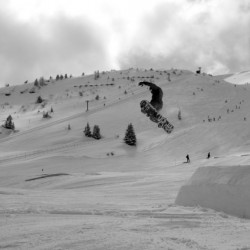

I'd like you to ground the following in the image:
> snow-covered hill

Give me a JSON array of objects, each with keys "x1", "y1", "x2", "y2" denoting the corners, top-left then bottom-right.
[
  {"x1": 224, "y1": 70, "x2": 250, "y2": 85},
  {"x1": 1, "y1": 69, "x2": 250, "y2": 249}
]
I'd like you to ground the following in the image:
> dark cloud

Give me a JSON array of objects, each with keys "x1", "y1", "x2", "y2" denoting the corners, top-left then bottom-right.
[{"x1": 0, "y1": 9, "x2": 110, "y2": 86}]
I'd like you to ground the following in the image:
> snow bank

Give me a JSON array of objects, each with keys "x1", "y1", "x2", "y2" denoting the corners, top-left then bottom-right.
[
  {"x1": 175, "y1": 165, "x2": 250, "y2": 219},
  {"x1": 224, "y1": 71, "x2": 250, "y2": 85}
]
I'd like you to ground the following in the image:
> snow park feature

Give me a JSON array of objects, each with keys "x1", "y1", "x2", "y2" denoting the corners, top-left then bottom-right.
[
  {"x1": 1, "y1": 69, "x2": 250, "y2": 249},
  {"x1": 175, "y1": 165, "x2": 250, "y2": 219}
]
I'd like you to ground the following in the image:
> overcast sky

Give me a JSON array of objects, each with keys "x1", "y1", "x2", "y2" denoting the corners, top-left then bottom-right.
[{"x1": 0, "y1": 0, "x2": 249, "y2": 86}]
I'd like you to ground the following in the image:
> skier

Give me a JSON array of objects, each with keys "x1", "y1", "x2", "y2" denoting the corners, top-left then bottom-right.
[
  {"x1": 186, "y1": 154, "x2": 190, "y2": 163},
  {"x1": 207, "y1": 152, "x2": 211, "y2": 159},
  {"x1": 138, "y1": 81, "x2": 163, "y2": 111}
]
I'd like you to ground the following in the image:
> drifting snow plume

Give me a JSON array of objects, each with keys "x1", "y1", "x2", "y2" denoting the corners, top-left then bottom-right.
[{"x1": 175, "y1": 165, "x2": 250, "y2": 219}]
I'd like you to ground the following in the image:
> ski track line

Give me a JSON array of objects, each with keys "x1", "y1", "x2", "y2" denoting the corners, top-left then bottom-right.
[{"x1": 0, "y1": 138, "x2": 115, "y2": 164}]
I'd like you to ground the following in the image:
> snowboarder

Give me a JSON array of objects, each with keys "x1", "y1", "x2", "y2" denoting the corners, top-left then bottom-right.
[
  {"x1": 138, "y1": 81, "x2": 163, "y2": 112},
  {"x1": 138, "y1": 81, "x2": 174, "y2": 133},
  {"x1": 186, "y1": 154, "x2": 190, "y2": 163}
]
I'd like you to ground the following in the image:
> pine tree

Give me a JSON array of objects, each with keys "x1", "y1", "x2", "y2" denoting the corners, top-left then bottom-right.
[
  {"x1": 94, "y1": 71, "x2": 100, "y2": 80},
  {"x1": 43, "y1": 112, "x2": 51, "y2": 118},
  {"x1": 39, "y1": 77, "x2": 45, "y2": 86},
  {"x1": 84, "y1": 123, "x2": 92, "y2": 137},
  {"x1": 4, "y1": 115, "x2": 15, "y2": 130},
  {"x1": 92, "y1": 125, "x2": 101, "y2": 140},
  {"x1": 36, "y1": 96, "x2": 43, "y2": 104},
  {"x1": 124, "y1": 123, "x2": 136, "y2": 146},
  {"x1": 34, "y1": 79, "x2": 39, "y2": 87}
]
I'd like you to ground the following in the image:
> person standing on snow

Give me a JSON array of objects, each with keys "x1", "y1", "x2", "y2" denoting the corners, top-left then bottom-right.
[
  {"x1": 138, "y1": 81, "x2": 163, "y2": 112},
  {"x1": 207, "y1": 152, "x2": 211, "y2": 159}
]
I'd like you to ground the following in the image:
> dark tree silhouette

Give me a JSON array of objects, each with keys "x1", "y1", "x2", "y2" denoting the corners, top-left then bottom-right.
[
  {"x1": 92, "y1": 125, "x2": 101, "y2": 140},
  {"x1": 36, "y1": 96, "x2": 43, "y2": 104},
  {"x1": 84, "y1": 123, "x2": 92, "y2": 137},
  {"x1": 4, "y1": 115, "x2": 15, "y2": 130},
  {"x1": 124, "y1": 123, "x2": 136, "y2": 146}
]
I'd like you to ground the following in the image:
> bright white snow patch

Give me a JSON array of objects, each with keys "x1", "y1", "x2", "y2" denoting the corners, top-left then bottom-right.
[
  {"x1": 175, "y1": 165, "x2": 250, "y2": 219},
  {"x1": 224, "y1": 71, "x2": 250, "y2": 85}
]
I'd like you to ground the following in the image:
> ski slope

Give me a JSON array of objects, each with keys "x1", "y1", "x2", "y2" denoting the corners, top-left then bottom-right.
[
  {"x1": 225, "y1": 70, "x2": 250, "y2": 85},
  {"x1": 1, "y1": 69, "x2": 250, "y2": 249}
]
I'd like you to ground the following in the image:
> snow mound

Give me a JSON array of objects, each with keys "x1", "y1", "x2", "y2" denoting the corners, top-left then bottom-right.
[
  {"x1": 224, "y1": 71, "x2": 250, "y2": 85},
  {"x1": 175, "y1": 165, "x2": 250, "y2": 219}
]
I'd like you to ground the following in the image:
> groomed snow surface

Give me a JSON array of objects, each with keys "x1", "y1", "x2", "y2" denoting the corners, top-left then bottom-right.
[{"x1": 1, "y1": 69, "x2": 250, "y2": 249}]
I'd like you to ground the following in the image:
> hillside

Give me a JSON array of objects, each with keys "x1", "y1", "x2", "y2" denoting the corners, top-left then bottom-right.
[{"x1": 1, "y1": 68, "x2": 250, "y2": 249}]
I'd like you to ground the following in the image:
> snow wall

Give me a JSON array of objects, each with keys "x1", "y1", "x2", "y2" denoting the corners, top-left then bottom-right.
[{"x1": 175, "y1": 165, "x2": 250, "y2": 219}]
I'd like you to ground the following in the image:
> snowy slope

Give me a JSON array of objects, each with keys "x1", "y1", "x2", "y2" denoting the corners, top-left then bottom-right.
[
  {"x1": 176, "y1": 165, "x2": 250, "y2": 219},
  {"x1": 224, "y1": 70, "x2": 250, "y2": 85},
  {"x1": 1, "y1": 69, "x2": 250, "y2": 249}
]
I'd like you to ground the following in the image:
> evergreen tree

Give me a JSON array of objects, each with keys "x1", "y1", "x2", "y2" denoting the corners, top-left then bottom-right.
[
  {"x1": 36, "y1": 96, "x2": 43, "y2": 104},
  {"x1": 94, "y1": 70, "x2": 100, "y2": 80},
  {"x1": 124, "y1": 123, "x2": 136, "y2": 146},
  {"x1": 34, "y1": 79, "x2": 39, "y2": 87},
  {"x1": 4, "y1": 115, "x2": 15, "y2": 130},
  {"x1": 84, "y1": 123, "x2": 92, "y2": 137},
  {"x1": 43, "y1": 112, "x2": 51, "y2": 118},
  {"x1": 92, "y1": 125, "x2": 101, "y2": 140},
  {"x1": 39, "y1": 77, "x2": 45, "y2": 86}
]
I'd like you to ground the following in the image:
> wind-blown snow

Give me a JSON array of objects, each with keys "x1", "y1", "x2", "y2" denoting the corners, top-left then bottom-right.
[{"x1": 175, "y1": 165, "x2": 250, "y2": 219}]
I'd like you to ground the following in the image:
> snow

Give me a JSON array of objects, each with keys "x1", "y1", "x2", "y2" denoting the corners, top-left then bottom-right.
[
  {"x1": 175, "y1": 165, "x2": 250, "y2": 219},
  {"x1": 1, "y1": 69, "x2": 250, "y2": 249},
  {"x1": 224, "y1": 70, "x2": 250, "y2": 85}
]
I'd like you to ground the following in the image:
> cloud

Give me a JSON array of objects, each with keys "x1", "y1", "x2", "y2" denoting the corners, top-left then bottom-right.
[
  {"x1": 0, "y1": 0, "x2": 249, "y2": 86},
  {"x1": 117, "y1": 0, "x2": 250, "y2": 74},
  {"x1": 0, "y1": 7, "x2": 111, "y2": 86}
]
